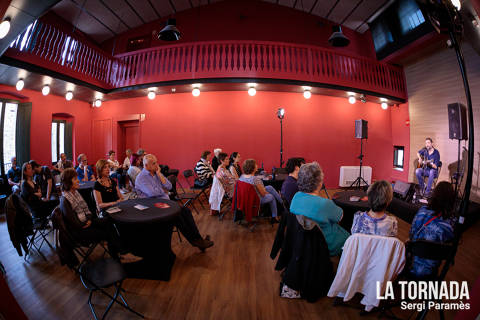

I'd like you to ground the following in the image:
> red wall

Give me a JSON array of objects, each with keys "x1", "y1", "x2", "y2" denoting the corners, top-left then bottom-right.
[
  {"x1": 390, "y1": 103, "x2": 410, "y2": 182},
  {"x1": 92, "y1": 91, "x2": 408, "y2": 188},
  {"x1": 0, "y1": 84, "x2": 93, "y2": 167},
  {"x1": 102, "y1": 0, "x2": 376, "y2": 59}
]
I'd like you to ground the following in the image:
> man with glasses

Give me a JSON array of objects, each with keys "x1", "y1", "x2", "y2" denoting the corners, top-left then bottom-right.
[{"x1": 76, "y1": 154, "x2": 95, "y2": 182}]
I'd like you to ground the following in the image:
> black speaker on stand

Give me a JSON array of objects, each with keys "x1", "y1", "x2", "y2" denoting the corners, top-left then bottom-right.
[
  {"x1": 350, "y1": 120, "x2": 369, "y2": 189},
  {"x1": 448, "y1": 102, "x2": 468, "y2": 198}
]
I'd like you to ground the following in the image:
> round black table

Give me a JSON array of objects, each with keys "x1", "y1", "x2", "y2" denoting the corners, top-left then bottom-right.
[
  {"x1": 77, "y1": 181, "x2": 96, "y2": 215},
  {"x1": 260, "y1": 175, "x2": 286, "y2": 192},
  {"x1": 332, "y1": 190, "x2": 369, "y2": 231},
  {"x1": 110, "y1": 197, "x2": 181, "y2": 281},
  {"x1": 333, "y1": 190, "x2": 423, "y2": 228}
]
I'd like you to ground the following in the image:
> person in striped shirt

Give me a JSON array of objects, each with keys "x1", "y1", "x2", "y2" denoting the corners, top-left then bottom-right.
[{"x1": 195, "y1": 150, "x2": 215, "y2": 184}]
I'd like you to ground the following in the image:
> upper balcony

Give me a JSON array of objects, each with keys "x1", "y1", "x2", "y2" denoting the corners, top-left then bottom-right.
[{"x1": 2, "y1": 21, "x2": 407, "y2": 101}]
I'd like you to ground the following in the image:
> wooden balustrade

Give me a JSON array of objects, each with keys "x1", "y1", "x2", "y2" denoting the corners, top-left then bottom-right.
[{"x1": 4, "y1": 22, "x2": 407, "y2": 100}]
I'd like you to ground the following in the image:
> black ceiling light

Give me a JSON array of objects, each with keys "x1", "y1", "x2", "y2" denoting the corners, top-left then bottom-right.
[
  {"x1": 328, "y1": 25, "x2": 350, "y2": 47},
  {"x1": 157, "y1": 19, "x2": 181, "y2": 41}
]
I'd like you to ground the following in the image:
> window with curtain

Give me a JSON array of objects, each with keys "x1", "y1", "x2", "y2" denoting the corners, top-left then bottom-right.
[
  {"x1": 51, "y1": 120, "x2": 66, "y2": 164},
  {"x1": 2, "y1": 102, "x2": 18, "y2": 173}
]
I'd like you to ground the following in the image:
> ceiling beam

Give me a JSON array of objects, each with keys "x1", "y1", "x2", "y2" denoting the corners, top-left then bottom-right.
[
  {"x1": 325, "y1": 0, "x2": 340, "y2": 20},
  {"x1": 70, "y1": 0, "x2": 117, "y2": 36},
  {"x1": 147, "y1": 0, "x2": 162, "y2": 20},
  {"x1": 124, "y1": 0, "x2": 146, "y2": 24},
  {"x1": 340, "y1": 0, "x2": 363, "y2": 25},
  {"x1": 99, "y1": 0, "x2": 131, "y2": 29},
  {"x1": 309, "y1": 0, "x2": 319, "y2": 14},
  {"x1": 168, "y1": 0, "x2": 177, "y2": 13},
  {"x1": 355, "y1": 0, "x2": 391, "y2": 32}
]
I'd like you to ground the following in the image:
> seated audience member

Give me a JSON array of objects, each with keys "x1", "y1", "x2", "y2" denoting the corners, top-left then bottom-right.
[
  {"x1": 93, "y1": 159, "x2": 124, "y2": 214},
  {"x1": 409, "y1": 181, "x2": 456, "y2": 278},
  {"x1": 195, "y1": 150, "x2": 215, "y2": 185},
  {"x1": 290, "y1": 162, "x2": 349, "y2": 256},
  {"x1": 127, "y1": 153, "x2": 142, "y2": 186},
  {"x1": 211, "y1": 148, "x2": 222, "y2": 172},
  {"x1": 30, "y1": 160, "x2": 58, "y2": 201},
  {"x1": 135, "y1": 154, "x2": 214, "y2": 251},
  {"x1": 351, "y1": 180, "x2": 398, "y2": 237},
  {"x1": 228, "y1": 152, "x2": 242, "y2": 179},
  {"x1": 7, "y1": 156, "x2": 21, "y2": 193},
  {"x1": 107, "y1": 150, "x2": 126, "y2": 190},
  {"x1": 123, "y1": 149, "x2": 132, "y2": 169},
  {"x1": 239, "y1": 159, "x2": 284, "y2": 223},
  {"x1": 281, "y1": 157, "x2": 306, "y2": 207},
  {"x1": 63, "y1": 160, "x2": 73, "y2": 169},
  {"x1": 20, "y1": 162, "x2": 58, "y2": 220},
  {"x1": 60, "y1": 168, "x2": 141, "y2": 263},
  {"x1": 54, "y1": 153, "x2": 68, "y2": 174},
  {"x1": 76, "y1": 154, "x2": 95, "y2": 182},
  {"x1": 216, "y1": 152, "x2": 235, "y2": 198},
  {"x1": 137, "y1": 149, "x2": 146, "y2": 168},
  {"x1": 107, "y1": 150, "x2": 120, "y2": 171}
]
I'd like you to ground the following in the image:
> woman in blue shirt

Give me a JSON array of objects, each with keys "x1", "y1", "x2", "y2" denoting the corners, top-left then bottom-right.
[
  {"x1": 290, "y1": 162, "x2": 349, "y2": 256},
  {"x1": 409, "y1": 181, "x2": 456, "y2": 277}
]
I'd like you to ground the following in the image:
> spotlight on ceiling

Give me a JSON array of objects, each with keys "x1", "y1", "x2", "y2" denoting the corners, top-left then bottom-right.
[
  {"x1": 303, "y1": 89, "x2": 312, "y2": 99},
  {"x1": 381, "y1": 102, "x2": 388, "y2": 110},
  {"x1": 248, "y1": 87, "x2": 256, "y2": 96},
  {"x1": 65, "y1": 91, "x2": 73, "y2": 101},
  {"x1": 158, "y1": 18, "x2": 181, "y2": 41},
  {"x1": 147, "y1": 90, "x2": 156, "y2": 100},
  {"x1": 95, "y1": 99, "x2": 102, "y2": 107},
  {"x1": 42, "y1": 85, "x2": 50, "y2": 96},
  {"x1": 277, "y1": 108, "x2": 285, "y2": 120},
  {"x1": 0, "y1": 18, "x2": 11, "y2": 39},
  {"x1": 16, "y1": 79, "x2": 24, "y2": 91},
  {"x1": 192, "y1": 86, "x2": 200, "y2": 97},
  {"x1": 328, "y1": 25, "x2": 350, "y2": 47},
  {"x1": 348, "y1": 96, "x2": 356, "y2": 104}
]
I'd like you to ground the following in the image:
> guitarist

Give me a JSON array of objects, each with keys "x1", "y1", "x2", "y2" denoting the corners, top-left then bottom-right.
[{"x1": 415, "y1": 137, "x2": 441, "y2": 196}]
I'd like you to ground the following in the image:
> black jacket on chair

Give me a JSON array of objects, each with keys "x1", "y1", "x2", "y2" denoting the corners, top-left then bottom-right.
[
  {"x1": 5, "y1": 194, "x2": 33, "y2": 256},
  {"x1": 271, "y1": 212, "x2": 333, "y2": 302}
]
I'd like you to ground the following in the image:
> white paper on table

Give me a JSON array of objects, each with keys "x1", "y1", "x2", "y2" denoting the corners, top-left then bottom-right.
[
  {"x1": 106, "y1": 207, "x2": 122, "y2": 214},
  {"x1": 134, "y1": 204, "x2": 149, "y2": 211}
]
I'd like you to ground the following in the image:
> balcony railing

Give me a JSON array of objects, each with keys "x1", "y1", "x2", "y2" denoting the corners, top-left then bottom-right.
[
  {"x1": 4, "y1": 22, "x2": 407, "y2": 100},
  {"x1": 5, "y1": 20, "x2": 112, "y2": 88}
]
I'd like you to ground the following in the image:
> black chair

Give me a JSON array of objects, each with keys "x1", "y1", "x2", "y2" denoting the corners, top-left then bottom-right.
[
  {"x1": 183, "y1": 169, "x2": 210, "y2": 210},
  {"x1": 380, "y1": 240, "x2": 456, "y2": 320},
  {"x1": 52, "y1": 206, "x2": 143, "y2": 320},
  {"x1": 79, "y1": 258, "x2": 144, "y2": 320},
  {"x1": 170, "y1": 175, "x2": 199, "y2": 215},
  {"x1": 218, "y1": 193, "x2": 233, "y2": 221},
  {"x1": 11, "y1": 194, "x2": 54, "y2": 261}
]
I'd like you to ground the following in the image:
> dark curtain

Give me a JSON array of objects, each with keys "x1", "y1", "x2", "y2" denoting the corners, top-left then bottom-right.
[
  {"x1": 65, "y1": 121, "x2": 73, "y2": 161},
  {"x1": 16, "y1": 102, "x2": 32, "y2": 166}
]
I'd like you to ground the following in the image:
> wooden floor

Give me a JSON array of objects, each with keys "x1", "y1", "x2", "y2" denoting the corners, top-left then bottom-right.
[{"x1": 1, "y1": 190, "x2": 479, "y2": 320}]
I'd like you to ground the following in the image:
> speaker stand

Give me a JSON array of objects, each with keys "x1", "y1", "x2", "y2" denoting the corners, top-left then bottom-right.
[{"x1": 350, "y1": 138, "x2": 369, "y2": 189}]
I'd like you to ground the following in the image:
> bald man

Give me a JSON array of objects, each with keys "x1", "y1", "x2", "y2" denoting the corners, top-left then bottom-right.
[{"x1": 135, "y1": 154, "x2": 213, "y2": 251}]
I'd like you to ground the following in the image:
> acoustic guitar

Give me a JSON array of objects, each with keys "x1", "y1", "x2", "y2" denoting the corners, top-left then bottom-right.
[{"x1": 417, "y1": 154, "x2": 434, "y2": 169}]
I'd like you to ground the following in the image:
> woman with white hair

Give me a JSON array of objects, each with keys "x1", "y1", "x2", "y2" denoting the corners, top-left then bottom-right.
[
  {"x1": 211, "y1": 148, "x2": 222, "y2": 172},
  {"x1": 290, "y1": 162, "x2": 349, "y2": 256}
]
